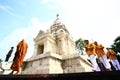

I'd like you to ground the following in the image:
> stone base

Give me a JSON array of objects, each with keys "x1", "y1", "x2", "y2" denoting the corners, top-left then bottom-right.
[
  {"x1": 22, "y1": 53, "x2": 92, "y2": 74},
  {"x1": 21, "y1": 52, "x2": 63, "y2": 74},
  {"x1": 62, "y1": 54, "x2": 92, "y2": 73}
]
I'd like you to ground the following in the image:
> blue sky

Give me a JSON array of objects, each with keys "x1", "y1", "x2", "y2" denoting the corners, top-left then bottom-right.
[
  {"x1": 0, "y1": 0, "x2": 58, "y2": 38},
  {"x1": 0, "y1": 0, "x2": 120, "y2": 61}
]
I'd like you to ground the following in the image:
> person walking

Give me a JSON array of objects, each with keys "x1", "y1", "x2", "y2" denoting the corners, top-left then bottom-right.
[
  {"x1": 5, "y1": 47, "x2": 14, "y2": 62},
  {"x1": 106, "y1": 48, "x2": 120, "y2": 70},
  {"x1": 84, "y1": 40, "x2": 100, "y2": 72},
  {"x1": 10, "y1": 39, "x2": 28, "y2": 74},
  {"x1": 94, "y1": 41, "x2": 111, "y2": 71}
]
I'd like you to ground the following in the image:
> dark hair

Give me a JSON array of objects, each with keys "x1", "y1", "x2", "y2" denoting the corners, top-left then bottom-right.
[
  {"x1": 11, "y1": 47, "x2": 14, "y2": 48},
  {"x1": 84, "y1": 40, "x2": 89, "y2": 42},
  {"x1": 106, "y1": 48, "x2": 109, "y2": 50}
]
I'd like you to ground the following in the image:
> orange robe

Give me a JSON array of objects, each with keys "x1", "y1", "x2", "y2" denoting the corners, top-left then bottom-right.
[
  {"x1": 11, "y1": 40, "x2": 28, "y2": 72},
  {"x1": 106, "y1": 49, "x2": 117, "y2": 60},
  {"x1": 95, "y1": 44, "x2": 105, "y2": 58},
  {"x1": 85, "y1": 43, "x2": 96, "y2": 56}
]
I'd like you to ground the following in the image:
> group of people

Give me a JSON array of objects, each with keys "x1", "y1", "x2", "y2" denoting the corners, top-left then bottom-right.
[
  {"x1": 4, "y1": 39, "x2": 28, "y2": 74},
  {"x1": 84, "y1": 40, "x2": 120, "y2": 72},
  {"x1": 4, "y1": 39, "x2": 120, "y2": 74}
]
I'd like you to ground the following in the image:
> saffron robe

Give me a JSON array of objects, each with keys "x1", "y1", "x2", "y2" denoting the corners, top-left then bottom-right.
[
  {"x1": 85, "y1": 43, "x2": 96, "y2": 56},
  {"x1": 95, "y1": 44, "x2": 105, "y2": 58},
  {"x1": 106, "y1": 49, "x2": 117, "y2": 60},
  {"x1": 11, "y1": 40, "x2": 28, "y2": 72}
]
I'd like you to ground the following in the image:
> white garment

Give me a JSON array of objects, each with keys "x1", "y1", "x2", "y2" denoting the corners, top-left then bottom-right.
[
  {"x1": 111, "y1": 59, "x2": 120, "y2": 70},
  {"x1": 89, "y1": 54, "x2": 101, "y2": 71},
  {"x1": 99, "y1": 55, "x2": 111, "y2": 69}
]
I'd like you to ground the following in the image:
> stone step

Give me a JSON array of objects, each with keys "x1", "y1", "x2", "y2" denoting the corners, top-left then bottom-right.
[{"x1": 0, "y1": 71, "x2": 120, "y2": 80}]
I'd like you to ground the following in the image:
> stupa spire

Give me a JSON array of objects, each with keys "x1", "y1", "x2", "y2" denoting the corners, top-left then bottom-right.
[{"x1": 56, "y1": 14, "x2": 59, "y2": 20}]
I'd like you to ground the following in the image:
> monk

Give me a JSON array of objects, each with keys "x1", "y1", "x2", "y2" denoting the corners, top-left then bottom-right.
[
  {"x1": 10, "y1": 39, "x2": 28, "y2": 74},
  {"x1": 84, "y1": 40, "x2": 100, "y2": 72},
  {"x1": 106, "y1": 48, "x2": 120, "y2": 70},
  {"x1": 94, "y1": 41, "x2": 111, "y2": 71}
]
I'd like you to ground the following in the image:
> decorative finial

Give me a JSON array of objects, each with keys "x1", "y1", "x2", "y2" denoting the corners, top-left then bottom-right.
[{"x1": 56, "y1": 14, "x2": 59, "y2": 19}]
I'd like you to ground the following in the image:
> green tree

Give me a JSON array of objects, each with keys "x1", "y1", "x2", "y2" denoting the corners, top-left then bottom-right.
[
  {"x1": 111, "y1": 36, "x2": 120, "y2": 54},
  {"x1": 0, "y1": 59, "x2": 2, "y2": 63},
  {"x1": 75, "y1": 38, "x2": 85, "y2": 55}
]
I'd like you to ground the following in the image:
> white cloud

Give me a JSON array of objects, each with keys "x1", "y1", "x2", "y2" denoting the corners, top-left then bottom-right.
[{"x1": 0, "y1": 4, "x2": 14, "y2": 16}]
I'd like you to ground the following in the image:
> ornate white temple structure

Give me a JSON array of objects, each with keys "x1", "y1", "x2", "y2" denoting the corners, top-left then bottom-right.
[{"x1": 21, "y1": 15, "x2": 92, "y2": 74}]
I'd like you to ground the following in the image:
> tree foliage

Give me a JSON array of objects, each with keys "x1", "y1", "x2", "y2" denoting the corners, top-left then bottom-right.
[
  {"x1": 0, "y1": 59, "x2": 2, "y2": 63},
  {"x1": 111, "y1": 36, "x2": 120, "y2": 54},
  {"x1": 75, "y1": 38, "x2": 85, "y2": 55}
]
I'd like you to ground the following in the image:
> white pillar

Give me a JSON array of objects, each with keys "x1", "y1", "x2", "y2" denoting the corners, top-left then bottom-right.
[
  {"x1": 44, "y1": 38, "x2": 51, "y2": 53},
  {"x1": 60, "y1": 38, "x2": 66, "y2": 55},
  {"x1": 32, "y1": 44, "x2": 38, "y2": 56}
]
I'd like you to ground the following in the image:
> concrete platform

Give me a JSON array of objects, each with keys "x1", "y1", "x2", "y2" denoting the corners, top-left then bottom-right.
[{"x1": 0, "y1": 71, "x2": 120, "y2": 80}]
